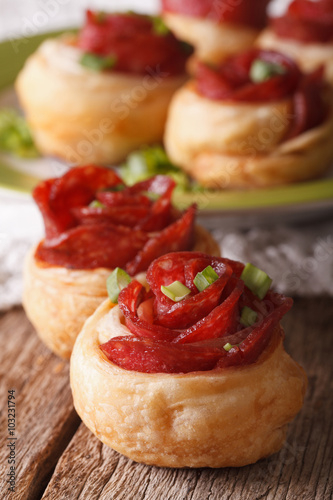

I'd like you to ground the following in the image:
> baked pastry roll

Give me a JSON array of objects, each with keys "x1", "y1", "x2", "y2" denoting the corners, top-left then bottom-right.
[
  {"x1": 71, "y1": 251, "x2": 307, "y2": 468},
  {"x1": 161, "y1": 0, "x2": 269, "y2": 66},
  {"x1": 15, "y1": 11, "x2": 192, "y2": 165},
  {"x1": 257, "y1": 0, "x2": 333, "y2": 85},
  {"x1": 23, "y1": 166, "x2": 219, "y2": 359},
  {"x1": 165, "y1": 49, "x2": 333, "y2": 189}
]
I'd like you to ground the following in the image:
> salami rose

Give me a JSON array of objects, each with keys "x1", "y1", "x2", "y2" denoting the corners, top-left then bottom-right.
[
  {"x1": 196, "y1": 49, "x2": 327, "y2": 138},
  {"x1": 271, "y1": 0, "x2": 333, "y2": 44},
  {"x1": 161, "y1": 0, "x2": 270, "y2": 29},
  {"x1": 100, "y1": 253, "x2": 293, "y2": 373},
  {"x1": 34, "y1": 167, "x2": 196, "y2": 272},
  {"x1": 77, "y1": 11, "x2": 192, "y2": 76}
]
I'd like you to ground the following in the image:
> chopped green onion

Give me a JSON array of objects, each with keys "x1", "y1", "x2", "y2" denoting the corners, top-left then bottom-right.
[
  {"x1": 95, "y1": 11, "x2": 107, "y2": 23},
  {"x1": 161, "y1": 281, "x2": 191, "y2": 302},
  {"x1": 80, "y1": 53, "x2": 117, "y2": 72},
  {"x1": 193, "y1": 265, "x2": 219, "y2": 292},
  {"x1": 0, "y1": 108, "x2": 39, "y2": 158},
  {"x1": 240, "y1": 263, "x2": 272, "y2": 300},
  {"x1": 120, "y1": 146, "x2": 190, "y2": 190},
  {"x1": 180, "y1": 41, "x2": 193, "y2": 55},
  {"x1": 142, "y1": 191, "x2": 160, "y2": 201},
  {"x1": 106, "y1": 268, "x2": 131, "y2": 303},
  {"x1": 151, "y1": 16, "x2": 170, "y2": 35},
  {"x1": 240, "y1": 306, "x2": 257, "y2": 327},
  {"x1": 102, "y1": 183, "x2": 125, "y2": 192},
  {"x1": 223, "y1": 343, "x2": 233, "y2": 352},
  {"x1": 89, "y1": 200, "x2": 105, "y2": 208},
  {"x1": 250, "y1": 59, "x2": 286, "y2": 83}
]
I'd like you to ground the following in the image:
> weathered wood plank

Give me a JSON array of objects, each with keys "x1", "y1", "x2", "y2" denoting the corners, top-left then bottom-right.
[
  {"x1": 41, "y1": 297, "x2": 333, "y2": 500},
  {"x1": 0, "y1": 308, "x2": 80, "y2": 500}
]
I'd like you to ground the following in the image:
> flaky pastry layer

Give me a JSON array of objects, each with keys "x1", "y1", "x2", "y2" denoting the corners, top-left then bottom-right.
[
  {"x1": 70, "y1": 299, "x2": 307, "y2": 468},
  {"x1": 257, "y1": 30, "x2": 333, "y2": 85},
  {"x1": 164, "y1": 82, "x2": 333, "y2": 188},
  {"x1": 15, "y1": 36, "x2": 187, "y2": 165},
  {"x1": 22, "y1": 225, "x2": 220, "y2": 359},
  {"x1": 163, "y1": 12, "x2": 258, "y2": 66}
]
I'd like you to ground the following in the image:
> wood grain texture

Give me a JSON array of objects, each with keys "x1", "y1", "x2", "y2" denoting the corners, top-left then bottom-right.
[
  {"x1": 0, "y1": 297, "x2": 332, "y2": 500},
  {"x1": 0, "y1": 308, "x2": 80, "y2": 500}
]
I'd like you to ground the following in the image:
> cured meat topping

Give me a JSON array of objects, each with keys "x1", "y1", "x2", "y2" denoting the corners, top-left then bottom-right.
[
  {"x1": 34, "y1": 166, "x2": 196, "y2": 272},
  {"x1": 100, "y1": 252, "x2": 293, "y2": 373},
  {"x1": 162, "y1": 0, "x2": 270, "y2": 29},
  {"x1": 77, "y1": 10, "x2": 192, "y2": 76},
  {"x1": 270, "y1": 0, "x2": 333, "y2": 44},
  {"x1": 196, "y1": 49, "x2": 327, "y2": 139}
]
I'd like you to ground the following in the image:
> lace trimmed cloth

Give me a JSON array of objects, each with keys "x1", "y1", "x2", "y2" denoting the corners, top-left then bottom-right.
[{"x1": 1, "y1": 197, "x2": 332, "y2": 312}]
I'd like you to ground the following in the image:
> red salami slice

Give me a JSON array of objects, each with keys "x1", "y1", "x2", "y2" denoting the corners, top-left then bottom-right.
[
  {"x1": 34, "y1": 169, "x2": 196, "y2": 271},
  {"x1": 173, "y1": 278, "x2": 244, "y2": 343},
  {"x1": 33, "y1": 166, "x2": 122, "y2": 239},
  {"x1": 119, "y1": 281, "x2": 179, "y2": 341},
  {"x1": 35, "y1": 224, "x2": 148, "y2": 270},
  {"x1": 125, "y1": 205, "x2": 196, "y2": 276},
  {"x1": 162, "y1": 0, "x2": 269, "y2": 29},
  {"x1": 155, "y1": 266, "x2": 232, "y2": 329},
  {"x1": 217, "y1": 294, "x2": 293, "y2": 368},
  {"x1": 100, "y1": 336, "x2": 224, "y2": 374},
  {"x1": 97, "y1": 191, "x2": 151, "y2": 208},
  {"x1": 72, "y1": 205, "x2": 150, "y2": 228},
  {"x1": 107, "y1": 252, "x2": 293, "y2": 373},
  {"x1": 136, "y1": 177, "x2": 175, "y2": 232},
  {"x1": 271, "y1": 0, "x2": 333, "y2": 44},
  {"x1": 196, "y1": 50, "x2": 301, "y2": 102},
  {"x1": 78, "y1": 11, "x2": 191, "y2": 76}
]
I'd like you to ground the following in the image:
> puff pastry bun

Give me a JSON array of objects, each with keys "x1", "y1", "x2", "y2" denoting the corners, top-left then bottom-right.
[
  {"x1": 163, "y1": 13, "x2": 258, "y2": 66},
  {"x1": 15, "y1": 33, "x2": 187, "y2": 165},
  {"x1": 165, "y1": 51, "x2": 333, "y2": 189},
  {"x1": 23, "y1": 226, "x2": 219, "y2": 359},
  {"x1": 71, "y1": 298, "x2": 307, "y2": 468}
]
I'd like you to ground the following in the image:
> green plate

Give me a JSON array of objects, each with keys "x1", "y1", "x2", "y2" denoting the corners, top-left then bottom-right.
[{"x1": 0, "y1": 30, "x2": 333, "y2": 219}]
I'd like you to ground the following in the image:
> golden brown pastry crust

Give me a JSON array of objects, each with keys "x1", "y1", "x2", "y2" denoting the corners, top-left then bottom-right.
[
  {"x1": 163, "y1": 12, "x2": 259, "y2": 66},
  {"x1": 22, "y1": 226, "x2": 220, "y2": 359},
  {"x1": 164, "y1": 82, "x2": 333, "y2": 188},
  {"x1": 257, "y1": 29, "x2": 333, "y2": 85},
  {"x1": 15, "y1": 35, "x2": 187, "y2": 165},
  {"x1": 70, "y1": 299, "x2": 307, "y2": 468}
]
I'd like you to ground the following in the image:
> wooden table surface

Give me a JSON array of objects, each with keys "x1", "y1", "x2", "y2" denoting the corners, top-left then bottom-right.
[{"x1": 0, "y1": 298, "x2": 332, "y2": 500}]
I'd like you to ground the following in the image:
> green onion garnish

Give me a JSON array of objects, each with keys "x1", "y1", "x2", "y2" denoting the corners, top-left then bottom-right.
[
  {"x1": 89, "y1": 200, "x2": 105, "y2": 208},
  {"x1": 80, "y1": 53, "x2": 117, "y2": 72},
  {"x1": 240, "y1": 306, "x2": 257, "y2": 327},
  {"x1": 142, "y1": 191, "x2": 160, "y2": 201},
  {"x1": 0, "y1": 108, "x2": 39, "y2": 158},
  {"x1": 223, "y1": 343, "x2": 233, "y2": 352},
  {"x1": 161, "y1": 281, "x2": 191, "y2": 302},
  {"x1": 101, "y1": 184, "x2": 125, "y2": 192},
  {"x1": 120, "y1": 146, "x2": 190, "y2": 190},
  {"x1": 250, "y1": 59, "x2": 286, "y2": 83},
  {"x1": 240, "y1": 263, "x2": 272, "y2": 300},
  {"x1": 95, "y1": 11, "x2": 107, "y2": 23},
  {"x1": 106, "y1": 268, "x2": 131, "y2": 303},
  {"x1": 193, "y1": 265, "x2": 219, "y2": 292},
  {"x1": 151, "y1": 16, "x2": 170, "y2": 36}
]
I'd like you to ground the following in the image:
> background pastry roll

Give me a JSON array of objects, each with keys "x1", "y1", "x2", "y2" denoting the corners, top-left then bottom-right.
[
  {"x1": 23, "y1": 166, "x2": 220, "y2": 359},
  {"x1": 165, "y1": 49, "x2": 333, "y2": 189},
  {"x1": 161, "y1": 0, "x2": 270, "y2": 66},
  {"x1": 257, "y1": 0, "x2": 333, "y2": 85},
  {"x1": 71, "y1": 251, "x2": 307, "y2": 468},
  {"x1": 15, "y1": 11, "x2": 192, "y2": 165}
]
